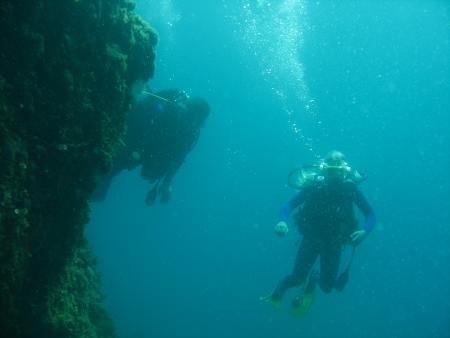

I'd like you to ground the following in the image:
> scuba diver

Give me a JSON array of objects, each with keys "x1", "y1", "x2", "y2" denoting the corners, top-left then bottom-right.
[
  {"x1": 91, "y1": 88, "x2": 210, "y2": 205},
  {"x1": 261, "y1": 150, "x2": 376, "y2": 316}
]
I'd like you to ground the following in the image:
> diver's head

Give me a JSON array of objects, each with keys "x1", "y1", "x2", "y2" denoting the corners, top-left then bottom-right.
[
  {"x1": 321, "y1": 150, "x2": 351, "y2": 180},
  {"x1": 324, "y1": 150, "x2": 347, "y2": 166},
  {"x1": 185, "y1": 97, "x2": 210, "y2": 128}
]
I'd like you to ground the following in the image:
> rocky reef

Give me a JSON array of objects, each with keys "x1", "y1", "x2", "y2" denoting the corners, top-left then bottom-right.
[{"x1": 0, "y1": 1, "x2": 157, "y2": 337}]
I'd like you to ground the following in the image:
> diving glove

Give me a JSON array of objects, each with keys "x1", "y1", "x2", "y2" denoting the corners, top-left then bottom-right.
[
  {"x1": 350, "y1": 230, "x2": 366, "y2": 246},
  {"x1": 274, "y1": 221, "x2": 289, "y2": 237}
]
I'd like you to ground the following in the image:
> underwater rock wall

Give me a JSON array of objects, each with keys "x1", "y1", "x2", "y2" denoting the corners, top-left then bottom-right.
[{"x1": 0, "y1": 1, "x2": 157, "y2": 337}]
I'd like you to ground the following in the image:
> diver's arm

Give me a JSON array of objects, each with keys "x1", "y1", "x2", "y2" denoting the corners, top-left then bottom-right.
[
  {"x1": 278, "y1": 190, "x2": 306, "y2": 222},
  {"x1": 354, "y1": 189, "x2": 376, "y2": 233},
  {"x1": 274, "y1": 190, "x2": 305, "y2": 236}
]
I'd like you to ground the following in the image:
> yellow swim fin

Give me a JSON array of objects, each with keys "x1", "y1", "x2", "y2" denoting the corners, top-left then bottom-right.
[
  {"x1": 289, "y1": 288, "x2": 315, "y2": 318},
  {"x1": 290, "y1": 270, "x2": 316, "y2": 318},
  {"x1": 259, "y1": 295, "x2": 282, "y2": 310}
]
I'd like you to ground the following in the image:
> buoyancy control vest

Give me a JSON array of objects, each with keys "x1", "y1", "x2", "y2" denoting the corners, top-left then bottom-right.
[{"x1": 288, "y1": 165, "x2": 366, "y2": 242}]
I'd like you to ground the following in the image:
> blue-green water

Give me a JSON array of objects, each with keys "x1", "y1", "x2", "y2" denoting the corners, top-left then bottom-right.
[{"x1": 88, "y1": 1, "x2": 450, "y2": 337}]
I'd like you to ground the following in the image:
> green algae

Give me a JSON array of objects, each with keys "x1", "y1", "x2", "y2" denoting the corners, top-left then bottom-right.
[{"x1": 0, "y1": 1, "x2": 158, "y2": 337}]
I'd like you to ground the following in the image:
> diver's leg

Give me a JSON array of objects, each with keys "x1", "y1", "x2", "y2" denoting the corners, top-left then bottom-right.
[
  {"x1": 145, "y1": 180, "x2": 160, "y2": 206},
  {"x1": 271, "y1": 236, "x2": 319, "y2": 301},
  {"x1": 319, "y1": 241, "x2": 341, "y2": 293},
  {"x1": 159, "y1": 173, "x2": 173, "y2": 204}
]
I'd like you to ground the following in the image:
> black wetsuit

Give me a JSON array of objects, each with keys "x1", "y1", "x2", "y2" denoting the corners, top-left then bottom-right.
[
  {"x1": 272, "y1": 176, "x2": 376, "y2": 299},
  {"x1": 91, "y1": 90, "x2": 198, "y2": 202}
]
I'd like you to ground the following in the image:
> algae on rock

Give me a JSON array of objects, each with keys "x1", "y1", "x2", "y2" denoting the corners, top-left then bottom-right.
[{"x1": 0, "y1": 1, "x2": 158, "y2": 337}]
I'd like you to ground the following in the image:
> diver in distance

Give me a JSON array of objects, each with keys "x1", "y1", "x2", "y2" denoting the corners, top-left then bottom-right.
[
  {"x1": 92, "y1": 88, "x2": 210, "y2": 205},
  {"x1": 261, "y1": 150, "x2": 376, "y2": 317}
]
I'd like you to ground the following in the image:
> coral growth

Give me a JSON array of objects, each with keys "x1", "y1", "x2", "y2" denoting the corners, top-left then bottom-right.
[{"x1": 0, "y1": 1, "x2": 157, "y2": 337}]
